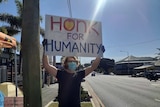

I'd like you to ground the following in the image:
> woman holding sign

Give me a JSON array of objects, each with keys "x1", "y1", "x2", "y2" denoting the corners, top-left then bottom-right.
[{"x1": 42, "y1": 39, "x2": 105, "y2": 107}]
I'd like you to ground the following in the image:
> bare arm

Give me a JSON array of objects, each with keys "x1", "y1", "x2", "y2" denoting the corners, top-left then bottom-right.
[
  {"x1": 42, "y1": 54, "x2": 57, "y2": 77},
  {"x1": 85, "y1": 57, "x2": 101, "y2": 76}
]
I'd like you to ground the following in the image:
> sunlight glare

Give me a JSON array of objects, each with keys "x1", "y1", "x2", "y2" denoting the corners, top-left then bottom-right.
[
  {"x1": 93, "y1": 0, "x2": 106, "y2": 20},
  {"x1": 87, "y1": 0, "x2": 107, "y2": 35}
]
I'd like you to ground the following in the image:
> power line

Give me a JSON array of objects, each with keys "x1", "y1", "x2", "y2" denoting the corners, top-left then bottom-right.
[
  {"x1": 67, "y1": 0, "x2": 72, "y2": 18},
  {"x1": 106, "y1": 38, "x2": 160, "y2": 49}
]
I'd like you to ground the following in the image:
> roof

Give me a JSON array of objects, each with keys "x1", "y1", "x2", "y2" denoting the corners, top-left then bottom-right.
[
  {"x1": 155, "y1": 60, "x2": 160, "y2": 66},
  {"x1": 116, "y1": 60, "x2": 155, "y2": 64},
  {"x1": 119, "y1": 55, "x2": 156, "y2": 61},
  {"x1": 134, "y1": 65, "x2": 154, "y2": 70},
  {"x1": 116, "y1": 55, "x2": 157, "y2": 64},
  {"x1": 117, "y1": 55, "x2": 137, "y2": 62}
]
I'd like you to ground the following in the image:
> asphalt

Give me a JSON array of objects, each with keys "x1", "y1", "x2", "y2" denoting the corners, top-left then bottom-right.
[
  {"x1": 42, "y1": 84, "x2": 58, "y2": 107},
  {"x1": 42, "y1": 80, "x2": 104, "y2": 107}
]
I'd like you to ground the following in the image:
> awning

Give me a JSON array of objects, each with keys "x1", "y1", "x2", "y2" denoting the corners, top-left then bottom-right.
[{"x1": 134, "y1": 65, "x2": 154, "y2": 70}]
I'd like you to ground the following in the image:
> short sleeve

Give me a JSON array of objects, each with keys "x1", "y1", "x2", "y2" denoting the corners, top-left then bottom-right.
[
  {"x1": 77, "y1": 70, "x2": 85, "y2": 79},
  {"x1": 56, "y1": 69, "x2": 62, "y2": 79}
]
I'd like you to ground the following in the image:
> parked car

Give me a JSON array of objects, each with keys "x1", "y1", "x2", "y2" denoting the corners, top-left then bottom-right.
[
  {"x1": 136, "y1": 72, "x2": 144, "y2": 77},
  {"x1": 146, "y1": 72, "x2": 160, "y2": 81},
  {"x1": 131, "y1": 72, "x2": 144, "y2": 77},
  {"x1": 91, "y1": 72, "x2": 96, "y2": 76}
]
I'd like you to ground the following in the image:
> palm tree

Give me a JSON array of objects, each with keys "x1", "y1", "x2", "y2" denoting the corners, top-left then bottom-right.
[
  {"x1": 0, "y1": 0, "x2": 44, "y2": 73},
  {"x1": 1, "y1": 1, "x2": 43, "y2": 106},
  {"x1": 0, "y1": 0, "x2": 44, "y2": 37},
  {"x1": 0, "y1": 0, "x2": 22, "y2": 76},
  {"x1": 0, "y1": 0, "x2": 19, "y2": 35},
  {"x1": 0, "y1": 0, "x2": 22, "y2": 35},
  {"x1": 0, "y1": 0, "x2": 7, "y2": 3},
  {"x1": 0, "y1": 0, "x2": 22, "y2": 52},
  {"x1": 0, "y1": 0, "x2": 44, "y2": 36}
]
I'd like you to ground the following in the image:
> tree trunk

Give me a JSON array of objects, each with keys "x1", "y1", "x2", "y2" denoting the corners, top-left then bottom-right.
[{"x1": 21, "y1": 0, "x2": 42, "y2": 107}]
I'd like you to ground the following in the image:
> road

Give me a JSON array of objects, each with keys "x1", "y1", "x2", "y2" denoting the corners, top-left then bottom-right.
[{"x1": 86, "y1": 75, "x2": 160, "y2": 107}]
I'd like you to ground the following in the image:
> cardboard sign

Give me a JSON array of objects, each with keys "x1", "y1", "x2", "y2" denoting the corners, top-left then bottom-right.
[{"x1": 45, "y1": 15, "x2": 102, "y2": 57}]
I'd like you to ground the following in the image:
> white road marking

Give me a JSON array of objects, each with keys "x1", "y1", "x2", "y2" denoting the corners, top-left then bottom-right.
[
  {"x1": 155, "y1": 99, "x2": 160, "y2": 102},
  {"x1": 151, "y1": 84, "x2": 160, "y2": 87}
]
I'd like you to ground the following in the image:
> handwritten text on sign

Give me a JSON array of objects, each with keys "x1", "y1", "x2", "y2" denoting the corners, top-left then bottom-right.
[{"x1": 45, "y1": 15, "x2": 102, "y2": 57}]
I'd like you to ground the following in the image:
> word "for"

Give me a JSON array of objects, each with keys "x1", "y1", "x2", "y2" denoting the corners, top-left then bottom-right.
[{"x1": 67, "y1": 33, "x2": 84, "y2": 40}]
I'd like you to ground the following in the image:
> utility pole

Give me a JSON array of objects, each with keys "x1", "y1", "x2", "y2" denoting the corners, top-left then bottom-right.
[{"x1": 21, "y1": 0, "x2": 42, "y2": 107}]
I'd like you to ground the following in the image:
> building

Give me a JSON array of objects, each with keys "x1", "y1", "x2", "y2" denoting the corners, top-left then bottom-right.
[
  {"x1": 115, "y1": 55, "x2": 157, "y2": 75},
  {"x1": 0, "y1": 49, "x2": 20, "y2": 83},
  {"x1": 90, "y1": 58, "x2": 115, "y2": 74},
  {"x1": 99, "y1": 58, "x2": 115, "y2": 74}
]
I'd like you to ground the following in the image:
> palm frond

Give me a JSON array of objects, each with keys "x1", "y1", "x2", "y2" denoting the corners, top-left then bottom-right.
[
  {"x1": 0, "y1": 26, "x2": 8, "y2": 34},
  {"x1": 0, "y1": 0, "x2": 7, "y2": 3},
  {"x1": 0, "y1": 13, "x2": 21, "y2": 29},
  {"x1": 40, "y1": 16, "x2": 43, "y2": 23},
  {"x1": 40, "y1": 27, "x2": 45, "y2": 37},
  {"x1": 15, "y1": 0, "x2": 23, "y2": 17},
  {"x1": 0, "y1": 26, "x2": 20, "y2": 36}
]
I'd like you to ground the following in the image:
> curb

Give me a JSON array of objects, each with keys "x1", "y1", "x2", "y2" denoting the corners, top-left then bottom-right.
[
  {"x1": 85, "y1": 81, "x2": 105, "y2": 107},
  {"x1": 45, "y1": 101, "x2": 55, "y2": 107},
  {"x1": 45, "y1": 81, "x2": 105, "y2": 107},
  {"x1": 45, "y1": 102, "x2": 93, "y2": 107}
]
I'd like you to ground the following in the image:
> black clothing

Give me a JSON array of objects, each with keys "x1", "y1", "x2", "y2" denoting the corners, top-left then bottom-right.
[{"x1": 56, "y1": 69, "x2": 85, "y2": 107}]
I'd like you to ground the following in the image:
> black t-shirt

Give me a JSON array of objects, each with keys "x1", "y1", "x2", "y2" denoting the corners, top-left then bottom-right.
[{"x1": 56, "y1": 69, "x2": 85, "y2": 107}]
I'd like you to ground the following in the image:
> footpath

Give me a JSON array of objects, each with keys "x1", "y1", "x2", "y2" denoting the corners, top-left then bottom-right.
[
  {"x1": 0, "y1": 80, "x2": 105, "y2": 107},
  {"x1": 43, "y1": 80, "x2": 105, "y2": 107}
]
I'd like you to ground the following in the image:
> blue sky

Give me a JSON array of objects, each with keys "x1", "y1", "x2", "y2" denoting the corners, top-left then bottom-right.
[{"x1": 0, "y1": 0, "x2": 160, "y2": 63}]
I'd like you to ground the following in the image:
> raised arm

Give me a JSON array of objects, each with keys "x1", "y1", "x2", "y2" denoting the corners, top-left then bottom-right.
[
  {"x1": 85, "y1": 57, "x2": 101, "y2": 76},
  {"x1": 43, "y1": 54, "x2": 58, "y2": 77},
  {"x1": 42, "y1": 39, "x2": 57, "y2": 77},
  {"x1": 84, "y1": 45, "x2": 105, "y2": 76}
]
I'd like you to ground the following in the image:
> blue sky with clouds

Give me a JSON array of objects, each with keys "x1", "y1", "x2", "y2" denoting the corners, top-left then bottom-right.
[{"x1": 0, "y1": 0, "x2": 160, "y2": 63}]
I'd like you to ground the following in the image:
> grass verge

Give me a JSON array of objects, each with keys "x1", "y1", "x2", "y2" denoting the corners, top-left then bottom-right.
[{"x1": 47, "y1": 102, "x2": 92, "y2": 107}]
